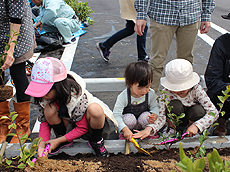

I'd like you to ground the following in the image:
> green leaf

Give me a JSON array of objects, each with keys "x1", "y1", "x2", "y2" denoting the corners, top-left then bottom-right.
[
  {"x1": 176, "y1": 162, "x2": 187, "y2": 170},
  {"x1": 218, "y1": 96, "x2": 225, "y2": 103},
  {"x1": 207, "y1": 153, "x2": 216, "y2": 172},
  {"x1": 212, "y1": 123, "x2": 219, "y2": 127},
  {"x1": 5, "y1": 159, "x2": 12, "y2": 165},
  {"x1": 0, "y1": 116, "x2": 9, "y2": 120},
  {"x1": 17, "y1": 163, "x2": 26, "y2": 169},
  {"x1": 221, "y1": 111, "x2": 226, "y2": 117},
  {"x1": 178, "y1": 113, "x2": 185, "y2": 119},
  {"x1": 27, "y1": 159, "x2": 34, "y2": 167},
  {"x1": 9, "y1": 111, "x2": 17, "y2": 118},
  {"x1": 193, "y1": 158, "x2": 205, "y2": 171},
  {"x1": 179, "y1": 143, "x2": 187, "y2": 161},
  {"x1": 4, "y1": 44, "x2": 10, "y2": 51},
  {"x1": 208, "y1": 112, "x2": 216, "y2": 117},
  {"x1": 203, "y1": 129, "x2": 209, "y2": 137},
  {"x1": 6, "y1": 133, "x2": 17, "y2": 137},
  {"x1": 12, "y1": 41, "x2": 17, "y2": 44},
  {"x1": 217, "y1": 103, "x2": 223, "y2": 109},
  {"x1": 199, "y1": 135, "x2": 205, "y2": 144},
  {"x1": 211, "y1": 148, "x2": 224, "y2": 167},
  {"x1": 11, "y1": 114, "x2": 18, "y2": 122},
  {"x1": 199, "y1": 146, "x2": 206, "y2": 157}
]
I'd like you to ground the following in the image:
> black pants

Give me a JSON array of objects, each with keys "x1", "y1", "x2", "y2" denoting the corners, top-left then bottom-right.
[
  {"x1": 167, "y1": 100, "x2": 205, "y2": 129},
  {"x1": 10, "y1": 62, "x2": 30, "y2": 102},
  {"x1": 103, "y1": 20, "x2": 148, "y2": 60}
]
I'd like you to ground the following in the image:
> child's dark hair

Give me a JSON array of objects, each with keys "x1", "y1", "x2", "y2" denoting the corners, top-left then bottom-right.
[
  {"x1": 34, "y1": 75, "x2": 81, "y2": 105},
  {"x1": 124, "y1": 61, "x2": 153, "y2": 87}
]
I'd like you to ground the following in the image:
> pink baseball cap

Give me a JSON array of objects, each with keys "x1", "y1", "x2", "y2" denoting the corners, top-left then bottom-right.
[{"x1": 25, "y1": 57, "x2": 67, "y2": 97}]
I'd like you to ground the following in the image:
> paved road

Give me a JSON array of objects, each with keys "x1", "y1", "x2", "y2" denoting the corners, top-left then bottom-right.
[{"x1": 22, "y1": 0, "x2": 230, "y2": 140}]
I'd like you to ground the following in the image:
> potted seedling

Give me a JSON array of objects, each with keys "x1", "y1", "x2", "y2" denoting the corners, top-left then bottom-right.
[{"x1": 0, "y1": 30, "x2": 18, "y2": 102}]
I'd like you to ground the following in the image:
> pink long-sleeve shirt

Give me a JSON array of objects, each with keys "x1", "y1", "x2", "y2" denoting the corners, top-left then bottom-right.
[{"x1": 39, "y1": 114, "x2": 88, "y2": 142}]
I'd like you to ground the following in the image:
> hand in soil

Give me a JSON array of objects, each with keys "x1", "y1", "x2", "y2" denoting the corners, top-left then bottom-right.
[
  {"x1": 186, "y1": 124, "x2": 199, "y2": 137},
  {"x1": 133, "y1": 126, "x2": 152, "y2": 140}
]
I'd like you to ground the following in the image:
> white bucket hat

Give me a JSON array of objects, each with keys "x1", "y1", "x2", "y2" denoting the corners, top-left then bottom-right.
[{"x1": 160, "y1": 59, "x2": 200, "y2": 91}]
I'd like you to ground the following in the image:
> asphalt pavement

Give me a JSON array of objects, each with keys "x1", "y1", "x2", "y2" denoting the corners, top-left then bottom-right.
[{"x1": 9, "y1": 0, "x2": 230, "y2": 141}]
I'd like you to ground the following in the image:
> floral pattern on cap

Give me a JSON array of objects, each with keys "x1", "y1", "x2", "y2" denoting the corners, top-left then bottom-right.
[{"x1": 31, "y1": 59, "x2": 53, "y2": 84}]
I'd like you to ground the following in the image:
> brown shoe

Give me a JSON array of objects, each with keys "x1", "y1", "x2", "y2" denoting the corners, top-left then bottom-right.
[
  {"x1": 10, "y1": 101, "x2": 31, "y2": 143},
  {"x1": 0, "y1": 101, "x2": 12, "y2": 143},
  {"x1": 213, "y1": 118, "x2": 228, "y2": 136}
]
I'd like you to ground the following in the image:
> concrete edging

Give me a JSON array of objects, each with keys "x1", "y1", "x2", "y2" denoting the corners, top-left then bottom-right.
[{"x1": 1, "y1": 136, "x2": 230, "y2": 158}]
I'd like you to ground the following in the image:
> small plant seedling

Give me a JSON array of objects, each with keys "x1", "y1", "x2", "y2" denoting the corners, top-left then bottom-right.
[
  {"x1": 0, "y1": 112, "x2": 42, "y2": 169},
  {"x1": 157, "y1": 89, "x2": 186, "y2": 150}
]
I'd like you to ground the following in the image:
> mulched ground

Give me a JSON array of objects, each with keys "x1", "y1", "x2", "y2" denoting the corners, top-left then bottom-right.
[{"x1": 1, "y1": 146, "x2": 230, "y2": 172}]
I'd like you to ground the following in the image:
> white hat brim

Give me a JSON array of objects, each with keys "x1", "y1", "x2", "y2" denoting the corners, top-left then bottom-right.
[{"x1": 160, "y1": 72, "x2": 200, "y2": 91}]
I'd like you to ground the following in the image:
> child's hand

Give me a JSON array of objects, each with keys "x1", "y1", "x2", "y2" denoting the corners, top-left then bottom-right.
[
  {"x1": 122, "y1": 127, "x2": 133, "y2": 142},
  {"x1": 46, "y1": 136, "x2": 67, "y2": 153},
  {"x1": 148, "y1": 113, "x2": 158, "y2": 124},
  {"x1": 186, "y1": 124, "x2": 199, "y2": 137},
  {"x1": 37, "y1": 141, "x2": 46, "y2": 157},
  {"x1": 133, "y1": 126, "x2": 153, "y2": 140}
]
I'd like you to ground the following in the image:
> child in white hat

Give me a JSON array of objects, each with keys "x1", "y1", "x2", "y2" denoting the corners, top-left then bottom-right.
[
  {"x1": 25, "y1": 57, "x2": 118, "y2": 157},
  {"x1": 159, "y1": 59, "x2": 219, "y2": 137}
]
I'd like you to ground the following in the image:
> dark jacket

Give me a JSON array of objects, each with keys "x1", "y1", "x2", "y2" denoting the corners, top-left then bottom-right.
[{"x1": 205, "y1": 33, "x2": 230, "y2": 100}]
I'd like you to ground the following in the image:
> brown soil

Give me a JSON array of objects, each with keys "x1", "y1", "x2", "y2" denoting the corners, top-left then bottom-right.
[
  {"x1": 1, "y1": 147, "x2": 230, "y2": 172},
  {"x1": 0, "y1": 85, "x2": 13, "y2": 102}
]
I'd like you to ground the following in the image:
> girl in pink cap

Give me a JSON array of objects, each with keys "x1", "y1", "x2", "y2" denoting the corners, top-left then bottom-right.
[{"x1": 25, "y1": 57, "x2": 118, "y2": 157}]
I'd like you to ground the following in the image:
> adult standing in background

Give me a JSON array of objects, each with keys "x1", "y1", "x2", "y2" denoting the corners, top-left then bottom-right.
[
  {"x1": 32, "y1": 0, "x2": 81, "y2": 47},
  {"x1": 205, "y1": 15, "x2": 230, "y2": 136},
  {"x1": 96, "y1": 0, "x2": 149, "y2": 62},
  {"x1": 0, "y1": 0, "x2": 35, "y2": 143},
  {"x1": 134, "y1": 0, "x2": 215, "y2": 93}
]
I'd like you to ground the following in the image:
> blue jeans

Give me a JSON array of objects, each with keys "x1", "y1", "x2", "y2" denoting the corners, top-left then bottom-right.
[{"x1": 102, "y1": 20, "x2": 148, "y2": 61}]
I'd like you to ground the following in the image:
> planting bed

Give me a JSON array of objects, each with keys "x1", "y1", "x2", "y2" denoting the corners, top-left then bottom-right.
[{"x1": 1, "y1": 146, "x2": 230, "y2": 172}]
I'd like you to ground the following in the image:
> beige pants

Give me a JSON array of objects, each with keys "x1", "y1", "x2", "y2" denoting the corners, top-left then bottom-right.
[{"x1": 149, "y1": 19, "x2": 199, "y2": 92}]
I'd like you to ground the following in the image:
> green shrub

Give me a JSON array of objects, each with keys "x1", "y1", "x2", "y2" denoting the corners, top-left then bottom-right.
[{"x1": 65, "y1": 0, "x2": 94, "y2": 25}]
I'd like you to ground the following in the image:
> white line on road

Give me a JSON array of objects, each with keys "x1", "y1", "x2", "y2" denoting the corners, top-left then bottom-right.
[{"x1": 197, "y1": 22, "x2": 229, "y2": 47}]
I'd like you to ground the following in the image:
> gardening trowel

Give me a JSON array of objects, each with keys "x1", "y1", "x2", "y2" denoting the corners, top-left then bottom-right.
[
  {"x1": 131, "y1": 138, "x2": 152, "y2": 156},
  {"x1": 0, "y1": 136, "x2": 13, "y2": 157},
  {"x1": 159, "y1": 132, "x2": 188, "y2": 145}
]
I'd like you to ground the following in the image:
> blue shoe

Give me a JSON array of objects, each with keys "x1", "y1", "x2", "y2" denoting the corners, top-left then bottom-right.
[{"x1": 96, "y1": 42, "x2": 110, "y2": 62}]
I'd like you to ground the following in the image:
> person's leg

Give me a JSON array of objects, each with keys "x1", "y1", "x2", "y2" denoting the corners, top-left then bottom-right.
[
  {"x1": 149, "y1": 19, "x2": 178, "y2": 92},
  {"x1": 137, "y1": 24, "x2": 148, "y2": 61},
  {"x1": 42, "y1": 102, "x2": 73, "y2": 154},
  {"x1": 10, "y1": 62, "x2": 31, "y2": 143},
  {"x1": 102, "y1": 20, "x2": 135, "y2": 49},
  {"x1": 211, "y1": 92, "x2": 230, "y2": 136},
  {"x1": 137, "y1": 111, "x2": 151, "y2": 129},
  {"x1": 96, "y1": 20, "x2": 135, "y2": 62},
  {"x1": 185, "y1": 104, "x2": 206, "y2": 125},
  {"x1": 167, "y1": 100, "x2": 186, "y2": 129},
  {"x1": 122, "y1": 113, "x2": 137, "y2": 130},
  {"x1": 176, "y1": 22, "x2": 199, "y2": 64},
  {"x1": 86, "y1": 103, "x2": 109, "y2": 157},
  {"x1": 10, "y1": 62, "x2": 30, "y2": 102},
  {"x1": 54, "y1": 18, "x2": 80, "y2": 43}
]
